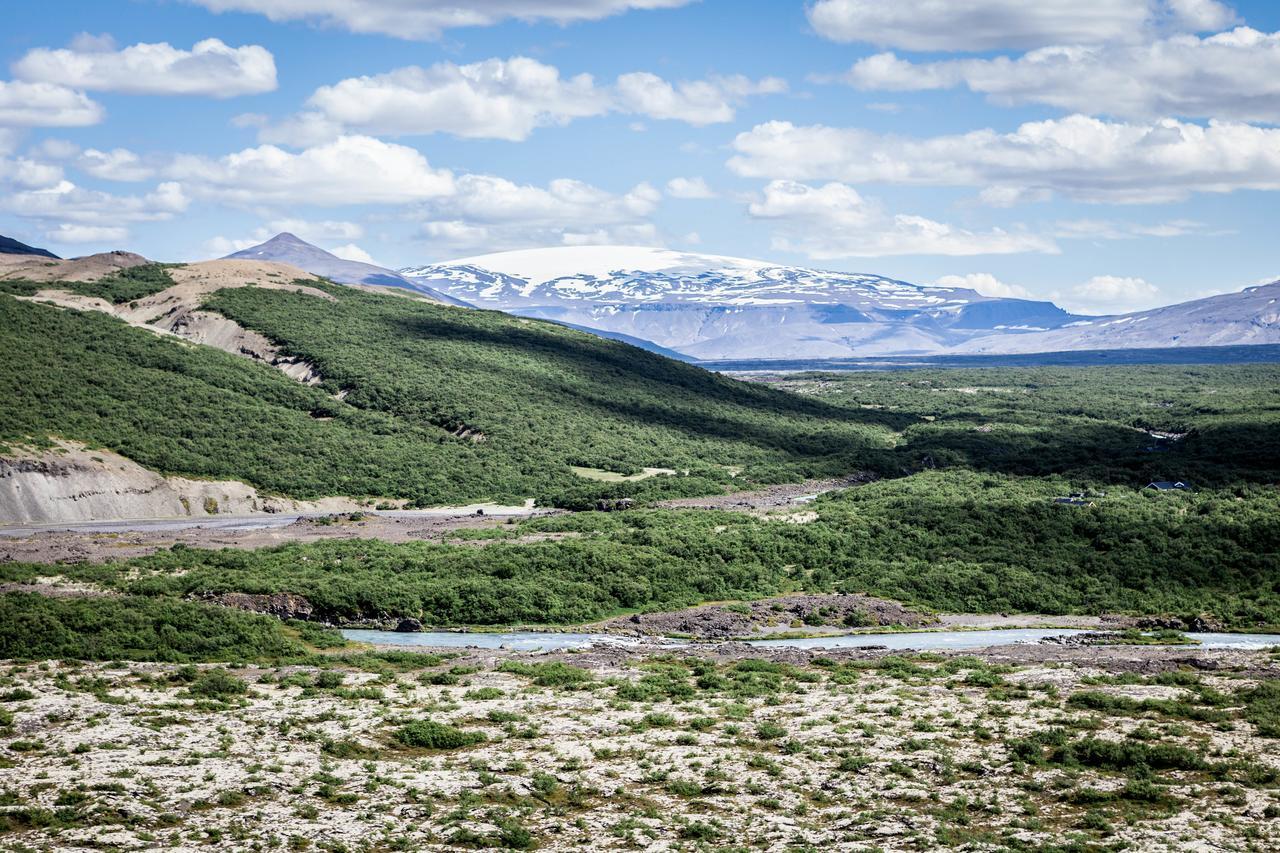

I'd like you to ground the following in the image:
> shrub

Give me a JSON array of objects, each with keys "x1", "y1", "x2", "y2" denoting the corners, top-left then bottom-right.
[{"x1": 393, "y1": 720, "x2": 486, "y2": 750}]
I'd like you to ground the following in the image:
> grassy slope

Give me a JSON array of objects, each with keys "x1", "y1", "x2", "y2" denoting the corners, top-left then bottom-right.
[{"x1": 0, "y1": 286, "x2": 894, "y2": 505}]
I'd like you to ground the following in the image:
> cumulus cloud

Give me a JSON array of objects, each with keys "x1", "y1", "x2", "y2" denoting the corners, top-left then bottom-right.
[
  {"x1": 840, "y1": 28, "x2": 1280, "y2": 123},
  {"x1": 77, "y1": 148, "x2": 155, "y2": 181},
  {"x1": 329, "y1": 243, "x2": 379, "y2": 264},
  {"x1": 417, "y1": 176, "x2": 662, "y2": 252},
  {"x1": 612, "y1": 72, "x2": 786, "y2": 124},
  {"x1": 45, "y1": 224, "x2": 130, "y2": 244},
  {"x1": 168, "y1": 135, "x2": 455, "y2": 205},
  {"x1": 665, "y1": 176, "x2": 715, "y2": 198},
  {"x1": 0, "y1": 81, "x2": 103, "y2": 127},
  {"x1": 728, "y1": 116, "x2": 1280, "y2": 204},
  {"x1": 0, "y1": 156, "x2": 64, "y2": 190},
  {"x1": 2, "y1": 180, "x2": 189, "y2": 243},
  {"x1": 805, "y1": 0, "x2": 1235, "y2": 51},
  {"x1": 261, "y1": 58, "x2": 784, "y2": 143},
  {"x1": 745, "y1": 180, "x2": 1056, "y2": 258},
  {"x1": 933, "y1": 273, "x2": 1032, "y2": 298},
  {"x1": 1064, "y1": 275, "x2": 1162, "y2": 313},
  {"x1": 265, "y1": 58, "x2": 606, "y2": 143},
  {"x1": 13, "y1": 37, "x2": 276, "y2": 97},
  {"x1": 187, "y1": 0, "x2": 693, "y2": 40}
]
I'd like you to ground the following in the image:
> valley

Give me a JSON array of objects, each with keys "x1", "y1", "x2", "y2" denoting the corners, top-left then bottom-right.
[
  {"x1": 5, "y1": 0, "x2": 1280, "y2": 848},
  {"x1": 1, "y1": 236, "x2": 1278, "y2": 853}
]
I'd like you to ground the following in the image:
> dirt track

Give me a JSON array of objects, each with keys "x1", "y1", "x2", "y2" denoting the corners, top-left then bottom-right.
[
  {"x1": 654, "y1": 472, "x2": 876, "y2": 510},
  {"x1": 0, "y1": 508, "x2": 560, "y2": 564}
]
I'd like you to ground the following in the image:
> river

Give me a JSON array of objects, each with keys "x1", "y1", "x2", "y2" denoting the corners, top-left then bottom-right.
[{"x1": 341, "y1": 627, "x2": 1280, "y2": 653}]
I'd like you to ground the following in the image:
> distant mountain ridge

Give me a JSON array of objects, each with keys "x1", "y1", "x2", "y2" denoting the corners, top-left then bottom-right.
[
  {"x1": 956, "y1": 280, "x2": 1280, "y2": 354},
  {"x1": 226, "y1": 233, "x2": 467, "y2": 306},
  {"x1": 401, "y1": 246, "x2": 1280, "y2": 358},
  {"x1": 0, "y1": 234, "x2": 58, "y2": 259},
  {"x1": 401, "y1": 245, "x2": 1093, "y2": 358}
]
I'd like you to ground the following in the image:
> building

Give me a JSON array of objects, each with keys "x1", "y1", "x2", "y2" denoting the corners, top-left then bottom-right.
[{"x1": 1146, "y1": 481, "x2": 1191, "y2": 491}]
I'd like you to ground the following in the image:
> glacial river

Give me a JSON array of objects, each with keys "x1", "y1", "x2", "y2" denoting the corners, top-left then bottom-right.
[{"x1": 341, "y1": 627, "x2": 1280, "y2": 653}]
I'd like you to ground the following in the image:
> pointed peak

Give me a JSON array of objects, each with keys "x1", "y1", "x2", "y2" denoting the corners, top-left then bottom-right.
[{"x1": 263, "y1": 231, "x2": 309, "y2": 246}]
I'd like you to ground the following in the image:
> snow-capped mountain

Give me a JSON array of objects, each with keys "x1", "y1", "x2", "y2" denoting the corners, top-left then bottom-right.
[{"x1": 401, "y1": 245, "x2": 1090, "y2": 358}]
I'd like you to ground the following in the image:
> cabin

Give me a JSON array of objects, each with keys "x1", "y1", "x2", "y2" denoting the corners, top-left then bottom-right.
[
  {"x1": 1146, "y1": 481, "x2": 1191, "y2": 491},
  {"x1": 1053, "y1": 497, "x2": 1092, "y2": 507}
]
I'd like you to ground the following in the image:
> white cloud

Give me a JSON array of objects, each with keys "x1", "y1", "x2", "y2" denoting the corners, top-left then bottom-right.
[
  {"x1": 841, "y1": 28, "x2": 1280, "y2": 123},
  {"x1": 45, "y1": 224, "x2": 130, "y2": 244},
  {"x1": 266, "y1": 58, "x2": 606, "y2": 143},
  {"x1": 77, "y1": 148, "x2": 155, "y2": 181},
  {"x1": 417, "y1": 177, "x2": 662, "y2": 252},
  {"x1": 168, "y1": 135, "x2": 455, "y2": 205},
  {"x1": 665, "y1": 176, "x2": 715, "y2": 198},
  {"x1": 806, "y1": 0, "x2": 1235, "y2": 51},
  {"x1": 436, "y1": 175, "x2": 658, "y2": 224},
  {"x1": 262, "y1": 59, "x2": 784, "y2": 143},
  {"x1": 204, "y1": 235, "x2": 260, "y2": 256},
  {"x1": 186, "y1": 0, "x2": 693, "y2": 39},
  {"x1": 613, "y1": 72, "x2": 786, "y2": 125},
  {"x1": 1053, "y1": 218, "x2": 1214, "y2": 239},
  {"x1": 745, "y1": 180, "x2": 1056, "y2": 258},
  {"x1": 0, "y1": 156, "x2": 64, "y2": 189},
  {"x1": 934, "y1": 273, "x2": 1032, "y2": 298},
  {"x1": 0, "y1": 81, "x2": 103, "y2": 127},
  {"x1": 329, "y1": 242, "x2": 378, "y2": 264},
  {"x1": 1064, "y1": 275, "x2": 1162, "y2": 313},
  {"x1": 13, "y1": 38, "x2": 276, "y2": 98},
  {"x1": 728, "y1": 116, "x2": 1280, "y2": 204},
  {"x1": 266, "y1": 218, "x2": 364, "y2": 241},
  {"x1": 2, "y1": 180, "x2": 189, "y2": 244}
]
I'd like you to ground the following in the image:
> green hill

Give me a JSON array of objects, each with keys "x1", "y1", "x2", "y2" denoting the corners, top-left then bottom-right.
[{"x1": 0, "y1": 283, "x2": 896, "y2": 506}]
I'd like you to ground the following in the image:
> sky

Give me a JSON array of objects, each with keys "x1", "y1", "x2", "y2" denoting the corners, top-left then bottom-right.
[{"x1": 2, "y1": 0, "x2": 1279, "y2": 314}]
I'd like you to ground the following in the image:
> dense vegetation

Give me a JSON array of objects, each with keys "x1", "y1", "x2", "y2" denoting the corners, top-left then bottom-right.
[
  {"x1": 762, "y1": 365, "x2": 1280, "y2": 486},
  {"x1": 8, "y1": 470, "x2": 1276, "y2": 628},
  {"x1": 0, "y1": 288, "x2": 892, "y2": 504},
  {"x1": 2, "y1": 279, "x2": 1277, "y2": 636},
  {"x1": 0, "y1": 593, "x2": 309, "y2": 662}
]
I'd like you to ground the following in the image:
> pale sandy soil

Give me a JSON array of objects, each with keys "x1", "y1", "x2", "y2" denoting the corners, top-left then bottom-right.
[
  {"x1": 654, "y1": 473, "x2": 876, "y2": 511},
  {"x1": 1, "y1": 646, "x2": 1277, "y2": 851},
  {"x1": 0, "y1": 251, "x2": 147, "y2": 282},
  {"x1": 0, "y1": 507, "x2": 560, "y2": 564}
]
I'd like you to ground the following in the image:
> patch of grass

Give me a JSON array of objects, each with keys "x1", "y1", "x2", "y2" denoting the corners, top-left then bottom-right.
[{"x1": 497, "y1": 661, "x2": 593, "y2": 688}]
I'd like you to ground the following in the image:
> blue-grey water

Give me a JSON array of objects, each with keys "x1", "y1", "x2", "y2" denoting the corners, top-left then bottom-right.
[{"x1": 341, "y1": 627, "x2": 1280, "y2": 653}]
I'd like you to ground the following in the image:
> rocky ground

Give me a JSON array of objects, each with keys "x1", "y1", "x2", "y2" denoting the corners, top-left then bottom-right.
[
  {"x1": 593, "y1": 593, "x2": 935, "y2": 640},
  {"x1": 2, "y1": 643, "x2": 1278, "y2": 852}
]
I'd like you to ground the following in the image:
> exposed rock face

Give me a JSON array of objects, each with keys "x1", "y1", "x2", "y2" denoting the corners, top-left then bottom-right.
[
  {"x1": 395, "y1": 618, "x2": 424, "y2": 633},
  {"x1": 0, "y1": 442, "x2": 265, "y2": 523},
  {"x1": 0, "y1": 441, "x2": 384, "y2": 524},
  {"x1": 205, "y1": 592, "x2": 315, "y2": 621}
]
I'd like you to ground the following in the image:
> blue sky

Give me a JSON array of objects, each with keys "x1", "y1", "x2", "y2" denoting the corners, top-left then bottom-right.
[{"x1": 2, "y1": 0, "x2": 1278, "y2": 313}]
